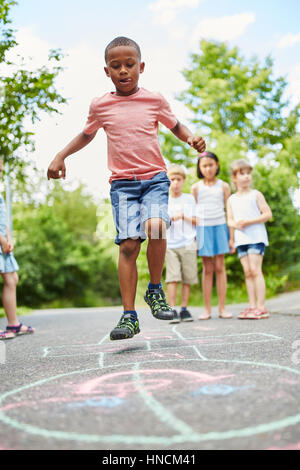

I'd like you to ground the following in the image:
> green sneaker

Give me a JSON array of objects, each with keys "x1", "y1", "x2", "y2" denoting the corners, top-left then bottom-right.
[
  {"x1": 144, "y1": 287, "x2": 174, "y2": 320},
  {"x1": 110, "y1": 313, "x2": 140, "y2": 341}
]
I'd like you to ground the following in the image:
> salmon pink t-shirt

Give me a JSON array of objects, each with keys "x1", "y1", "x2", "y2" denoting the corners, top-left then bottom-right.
[{"x1": 83, "y1": 87, "x2": 177, "y2": 183}]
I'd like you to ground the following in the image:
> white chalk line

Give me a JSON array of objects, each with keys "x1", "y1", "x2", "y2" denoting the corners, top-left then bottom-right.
[
  {"x1": 0, "y1": 329, "x2": 298, "y2": 446},
  {"x1": 0, "y1": 359, "x2": 300, "y2": 445}
]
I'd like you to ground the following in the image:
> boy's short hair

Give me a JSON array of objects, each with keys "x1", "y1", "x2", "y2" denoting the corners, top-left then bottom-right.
[
  {"x1": 231, "y1": 159, "x2": 253, "y2": 176},
  {"x1": 167, "y1": 164, "x2": 186, "y2": 179},
  {"x1": 105, "y1": 36, "x2": 141, "y2": 63}
]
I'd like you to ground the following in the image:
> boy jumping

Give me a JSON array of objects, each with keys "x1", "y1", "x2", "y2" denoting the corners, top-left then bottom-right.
[{"x1": 47, "y1": 36, "x2": 206, "y2": 340}]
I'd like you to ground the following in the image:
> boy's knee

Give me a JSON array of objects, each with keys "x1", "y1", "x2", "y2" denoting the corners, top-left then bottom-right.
[
  {"x1": 120, "y1": 238, "x2": 140, "y2": 258},
  {"x1": 146, "y1": 218, "x2": 166, "y2": 240}
]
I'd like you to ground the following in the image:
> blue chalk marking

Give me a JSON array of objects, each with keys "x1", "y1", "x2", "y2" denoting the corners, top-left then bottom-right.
[
  {"x1": 192, "y1": 384, "x2": 255, "y2": 396},
  {"x1": 67, "y1": 397, "x2": 124, "y2": 409}
]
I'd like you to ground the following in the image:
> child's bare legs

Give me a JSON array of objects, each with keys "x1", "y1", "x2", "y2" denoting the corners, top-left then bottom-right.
[
  {"x1": 118, "y1": 238, "x2": 141, "y2": 310},
  {"x1": 215, "y1": 255, "x2": 232, "y2": 318},
  {"x1": 167, "y1": 282, "x2": 177, "y2": 307},
  {"x1": 181, "y1": 283, "x2": 190, "y2": 308},
  {"x1": 240, "y1": 255, "x2": 257, "y2": 309},
  {"x1": 1, "y1": 272, "x2": 19, "y2": 325},
  {"x1": 146, "y1": 218, "x2": 166, "y2": 284},
  {"x1": 200, "y1": 256, "x2": 214, "y2": 319},
  {"x1": 248, "y1": 254, "x2": 266, "y2": 310}
]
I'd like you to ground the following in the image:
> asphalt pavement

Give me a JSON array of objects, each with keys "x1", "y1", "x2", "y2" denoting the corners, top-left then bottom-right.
[{"x1": 0, "y1": 291, "x2": 299, "y2": 451}]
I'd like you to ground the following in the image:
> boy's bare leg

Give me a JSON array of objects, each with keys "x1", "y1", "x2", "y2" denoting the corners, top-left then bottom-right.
[
  {"x1": 167, "y1": 282, "x2": 178, "y2": 307},
  {"x1": 118, "y1": 238, "x2": 141, "y2": 311},
  {"x1": 181, "y1": 283, "x2": 190, "y2": 308},
  {"x1": 146, "y1": 218, "x2": 166, "y2": 284}
]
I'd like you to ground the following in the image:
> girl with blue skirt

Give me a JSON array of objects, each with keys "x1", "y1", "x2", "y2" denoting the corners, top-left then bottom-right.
[{"x1": 191, "y1": 152, "x2": 234, "y2": 320}]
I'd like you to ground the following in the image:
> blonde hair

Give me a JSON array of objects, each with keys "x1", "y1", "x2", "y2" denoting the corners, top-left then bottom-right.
[
  {"x1": 167, "y1": 164, "x2": 186, "y2": 179},
  {"x1": 231, "y1": 159, "x2": 253, "y2": 176}
]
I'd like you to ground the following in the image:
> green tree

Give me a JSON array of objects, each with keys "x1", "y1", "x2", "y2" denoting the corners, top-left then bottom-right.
[
  {"x1": 12, "y1": 183, "x2": 121, "y2": 307},
  {"x1": 160, "y1": 40, "x2": 300, "y2": 293},
  {"x1": 0, "y1": 0, "x2": 66, "y2": 178}
]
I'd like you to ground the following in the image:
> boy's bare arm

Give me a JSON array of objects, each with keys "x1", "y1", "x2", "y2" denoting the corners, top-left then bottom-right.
[
  {"x1": 47, "y1": 131, "x2": 97, "y2": 180},
  {"x1": 171, "y1": 121, "x2": 206, "y2": 153}
]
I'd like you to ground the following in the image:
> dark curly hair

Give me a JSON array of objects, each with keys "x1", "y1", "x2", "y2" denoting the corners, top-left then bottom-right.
[
  {"x1": 197, "y1": 151, "x2": 220, "y2": 179},
  {"x1": 105, "y1": 36, "x2": 141, "y2": 63}
]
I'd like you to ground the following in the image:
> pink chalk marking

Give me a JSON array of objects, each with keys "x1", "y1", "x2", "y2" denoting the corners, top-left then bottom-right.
[
  {"x1": 268, "y1": 441, "x2": 300, "y2": 450},
  {"x1": 149, "y1": 352, "x2": 185, "y2": 359},
  {"x1": 193, "y1": 326, "x2": 215, "y2": 331},
  {"x1": 278, "y1": 378, "x2": 299, "y2": 385},
  {"x1": 140, "y1": 335, "x2": 174, "y2": 340},
  {"x1": 75, "y1": 369, "x2": 234, "y2": 398}
]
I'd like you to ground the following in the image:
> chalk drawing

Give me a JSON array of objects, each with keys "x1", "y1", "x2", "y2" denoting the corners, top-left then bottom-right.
[
  {"x1": 67, "y1": 397, "x2": 124, "y2": 409},
  {"x1": 268, "y1": 441, "x2": 300, "y2": 450},
  {"x1": 0, "y1": 324, "x2": 299, "y2": 448},
  {"x1": 192, "y1": 384, "x2": 255, "y2": 396}
]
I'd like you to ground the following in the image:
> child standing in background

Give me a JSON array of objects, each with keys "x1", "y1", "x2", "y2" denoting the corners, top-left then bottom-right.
[
  {"x1": 0, "y1": 161, "x2": 35, "y2": 340},
  {"x1": 227, "y1": 159, "x2": 272, "y2": 319},
  {"x1": 165, "y1": 165, "x2": 198, "y2": 323},
  {"x1": 191, "y1": 152, "x2": 234, "y2": 320}
]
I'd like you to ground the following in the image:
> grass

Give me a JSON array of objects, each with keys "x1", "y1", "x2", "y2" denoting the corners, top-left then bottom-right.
[{"x1": 0, "y1": 306, "x2": 32, "y2": 319}]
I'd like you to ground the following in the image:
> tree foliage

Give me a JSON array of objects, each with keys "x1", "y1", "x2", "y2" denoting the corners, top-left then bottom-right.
[
  {"x1": 160, "y1": 39, "x2": 300, "y2": 291},
  {"x1": 0, "y1": 0, "x2": 66, "y2": 178},
  {"x1": 12, "y1": 183, "x2": 121, "y2": 307}
]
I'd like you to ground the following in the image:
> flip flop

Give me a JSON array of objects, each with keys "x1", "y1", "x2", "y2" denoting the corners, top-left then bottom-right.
[
  {"x1": 219, "y1": 312, "x2": 233, "y2": 319},
  {"x1": 198, "y1": 313, "x2": 211, "y2": 320}
]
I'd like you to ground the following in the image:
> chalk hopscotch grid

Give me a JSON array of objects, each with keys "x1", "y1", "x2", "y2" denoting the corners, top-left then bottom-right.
[
  {"x1": 42, "y1": 330, "x2": 283, "y2": 360},
  {"x1": 1, "y1": 326, "x2": 300, "y2": 447}
]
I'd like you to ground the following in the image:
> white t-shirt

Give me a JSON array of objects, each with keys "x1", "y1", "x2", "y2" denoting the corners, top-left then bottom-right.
[
  {"x1": 166, "y1": 193, "x2": 197, "y2": 249},
  {"x1": 228, "y1": 190, "x2": 269, "y2": 247}
]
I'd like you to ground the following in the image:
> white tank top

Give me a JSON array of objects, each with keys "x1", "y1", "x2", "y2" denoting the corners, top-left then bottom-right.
[
  {"x1": 197, "y1": 179, "x2": 226, "y2": 226},
  {"x1": 228, "y1": 190, "x2": 269, "y2": 247}
]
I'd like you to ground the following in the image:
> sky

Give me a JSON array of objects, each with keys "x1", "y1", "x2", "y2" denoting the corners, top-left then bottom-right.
[{"x1": 6, "y1": 0, "x2": 300, "y2": 201}]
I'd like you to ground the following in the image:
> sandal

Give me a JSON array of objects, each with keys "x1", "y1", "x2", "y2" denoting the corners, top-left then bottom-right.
[
  {"x1": 0, "y1": 330, "x2": 16, "y2": 340},
  {"x1": 6, "y1": 323, "x2": 35, "y2": 336},
  {"x1": 219, "y1": 312, "x2": 233, "y2": 319},
  {"x1": 244, "y1": 308, "x2": 269, "y2": 320},
  {"x1": 238, "y1": 307, "x2": 255, "y2": 319}
]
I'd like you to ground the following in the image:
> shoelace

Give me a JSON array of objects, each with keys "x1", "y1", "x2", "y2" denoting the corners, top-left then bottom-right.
[
  {"x1": 149, "y1": 292, "x2": 171, "y2": 312},
  {"x1": 117, "y1": 314, "x2": 136, "y2": 329}
]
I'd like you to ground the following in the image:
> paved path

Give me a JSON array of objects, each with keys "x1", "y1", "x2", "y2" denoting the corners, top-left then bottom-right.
[{"x1": 0, "y1": 291, "x2": 299, "y2": 450}]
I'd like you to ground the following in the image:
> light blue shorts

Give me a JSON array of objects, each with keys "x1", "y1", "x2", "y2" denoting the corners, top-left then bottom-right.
[{"x1": 110, "y1": 171, "x2": 171, "y2": 245}]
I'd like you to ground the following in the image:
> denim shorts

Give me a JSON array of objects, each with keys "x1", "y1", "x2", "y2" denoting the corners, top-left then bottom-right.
[
  {"x1": 110, "y1": 171, "x2": 171, "y2": 245},
  {"x1": 236, "y1": 242, "x2": 266, "y2": 259}
]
